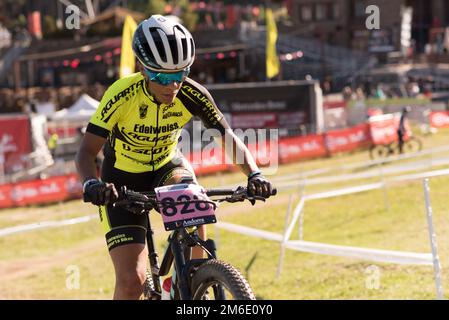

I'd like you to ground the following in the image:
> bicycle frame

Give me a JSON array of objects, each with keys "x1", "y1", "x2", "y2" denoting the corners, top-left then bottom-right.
[{"x1": 144, "y1": 211, "x2": 225, "y2": 300}]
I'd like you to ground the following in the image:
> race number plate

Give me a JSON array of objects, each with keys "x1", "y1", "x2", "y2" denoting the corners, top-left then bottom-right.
[{"x1": 155, "y1": 184, "x2": 216, "y2": 231}]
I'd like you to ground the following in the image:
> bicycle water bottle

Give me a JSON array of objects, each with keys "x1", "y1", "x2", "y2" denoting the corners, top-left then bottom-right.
[{"x1": 161, "y1": 277, "x2": 172, "y2": 300}]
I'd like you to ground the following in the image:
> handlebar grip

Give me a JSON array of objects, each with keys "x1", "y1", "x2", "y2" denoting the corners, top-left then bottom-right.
[
  {"x1": 206, "y1": 189, "x2": 238, "y2": 196},
  {"x1": 271, "y1": 188, "x2": 277, "y2": 196}
]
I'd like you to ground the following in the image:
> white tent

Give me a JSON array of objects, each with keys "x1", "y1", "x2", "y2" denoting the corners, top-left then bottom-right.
[{"x1": 51, "y1": 94, "x2": 99, "y2": 121}]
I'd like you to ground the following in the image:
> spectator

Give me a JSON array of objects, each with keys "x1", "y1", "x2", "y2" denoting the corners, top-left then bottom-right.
[
  {"x1": 374, "y1": 84, "x2": 386, "y2": 100},
  {"x1": 397, "y1": 106, "x2": 411, "y2": 154},
  {"x1": 355, "y1": 86, "x2": 365, "y2": 100},
  {"x1": 321, "y1": 80, "x2": 331, "y2": 94},
  {"x1": 342, "y1": 86, "x2": 353, "y2": 101}
]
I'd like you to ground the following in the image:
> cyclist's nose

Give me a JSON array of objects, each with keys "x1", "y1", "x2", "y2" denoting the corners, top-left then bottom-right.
[{"x1": 167, "y1": 81, "x2": 181, "y2": 89}]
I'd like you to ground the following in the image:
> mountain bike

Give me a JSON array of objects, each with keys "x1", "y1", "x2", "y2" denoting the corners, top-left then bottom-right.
[
  {"x1": 369, "y1": 136, "x2": 423, "y2": 160},
  {"x1": 113, "y1": 183, "x2": 276, "y2": 300}
]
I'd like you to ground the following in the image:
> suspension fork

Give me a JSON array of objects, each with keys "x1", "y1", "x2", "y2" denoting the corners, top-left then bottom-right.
[
  {"x1": 171, "y1": 229, "x2": 192, "y2": 300},
  {"x1": 145, "y1": 213, "x2": 162, "y2": 294}
]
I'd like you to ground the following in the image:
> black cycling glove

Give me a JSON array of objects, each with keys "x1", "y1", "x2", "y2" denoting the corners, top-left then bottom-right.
[
  {"x1": 83, "y1": 179, "x2": 118, "y2": 206},
  {"x1": 247, "y1": 171, "x2": 273, "y2": 199}
]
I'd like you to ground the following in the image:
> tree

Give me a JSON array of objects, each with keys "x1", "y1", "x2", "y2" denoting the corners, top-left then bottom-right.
[
  {"x1": 145, "y1": 0, "x2": 167, "y2": 17},
  {"x1": 176, "y1": 0, "x2": 198, "y2": 31}
]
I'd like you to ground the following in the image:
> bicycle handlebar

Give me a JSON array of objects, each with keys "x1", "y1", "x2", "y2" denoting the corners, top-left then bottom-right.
[{"x1": 113, "y1": 185, "x2": 277, "y2": 211}]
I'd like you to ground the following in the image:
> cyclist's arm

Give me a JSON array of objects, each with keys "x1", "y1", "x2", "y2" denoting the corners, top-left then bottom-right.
[
  {"x1": 75, "y1": 78, "x2": 126, "y2": 182},
  {"x1": 217, "y1": 124, "x2": 260, "y2": 176},
  {"x1": 179, "y1": 78, "x2": 260, "y2": 176},
  {"x1": 75, "y1": 132, "x2": 106, "y2": 182}
]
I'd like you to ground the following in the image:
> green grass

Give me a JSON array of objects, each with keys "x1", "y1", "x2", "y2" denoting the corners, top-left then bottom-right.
[{"x1": 1, "y1": 127, "x2": 449, "y2": 299}]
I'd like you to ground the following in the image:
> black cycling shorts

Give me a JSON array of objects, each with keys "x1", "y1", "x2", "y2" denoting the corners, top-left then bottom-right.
[{"x1": 99, "y1": 155, "x2": 196, "y2": 251}]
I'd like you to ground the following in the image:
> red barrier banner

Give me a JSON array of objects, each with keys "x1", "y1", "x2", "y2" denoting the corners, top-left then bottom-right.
[
  {"x1": 246, "y1": 140, "x2": 277, "y2": 168},
  {"x1": 0, "y1": 115, "x2": 32, "y2": 172},
  {"x1": 429, "y1": 111, "x2": 449, "y2": 128},
  {"x1": 187, "y1": 148, "x2": 230, "y2": 176},
  {"x1": 279, "y1": 134, "x2": 327, "y2": 163},
  {"x1": 368, "y1": 114, "x2": 411, "y2": 145},
  {"x1": 0, "y1": 174, "x2": 82, "y2": 208},
  {"x1": 0, "y1": 184, "x2": 13, "y2": 208},
  {"x1": 325, "y1": 123, "x2": 372, "y2": 153},
  {"x1": 323, "y1": 100, "x2": 347, "y2": 109}
]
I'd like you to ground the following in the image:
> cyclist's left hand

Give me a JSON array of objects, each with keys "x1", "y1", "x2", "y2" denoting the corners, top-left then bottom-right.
[{"x1": 247, "y1": 172, "x2": 273, "y2": 199}]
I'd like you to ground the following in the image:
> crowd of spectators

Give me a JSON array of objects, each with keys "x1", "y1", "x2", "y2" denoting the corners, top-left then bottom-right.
[
  {"x1": 0, "y1": 83, "x2": 106, "y2": 114},
  {"x1": 324, "y1": 75, "x2": 436, "y2": 102}
]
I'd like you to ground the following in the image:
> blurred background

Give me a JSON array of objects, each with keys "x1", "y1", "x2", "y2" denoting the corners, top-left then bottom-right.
[
  {"x1": 3, "y1": 0, "x2": 449, "y2": 201},
  {"x1": 2, "y1": 1, "x2": 449, "y2": 300}
]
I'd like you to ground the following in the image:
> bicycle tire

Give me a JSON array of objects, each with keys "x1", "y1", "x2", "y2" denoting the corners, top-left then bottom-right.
[
  {"x1": 369, "y1": 144, "x2": 390, "y2": 160},
  {"x1": 404, "y1": 137, "x2": 422, "y2": 154},
  {"x1": 142, "y1": 270, "x2": 160, "y2": 300},
  {"x1": 190, "y1": 259, "x2": 255, "y2": 300}
]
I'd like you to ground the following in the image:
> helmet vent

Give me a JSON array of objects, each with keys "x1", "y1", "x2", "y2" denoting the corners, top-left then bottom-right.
[
  {"x1": 149, "y1": 27, "x2": 167, "y2": 62},
  {"x1": 168, "y1": 36, "x2": 179, "y2": 65}
]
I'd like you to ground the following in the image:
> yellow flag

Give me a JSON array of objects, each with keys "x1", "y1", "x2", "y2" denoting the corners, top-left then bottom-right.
[
  {"x1": 266, "y1": 8, "x2": 280, "y2": 79},
  {"x1": 120, "y1": 15, "x2": 137, "y2": 78}
]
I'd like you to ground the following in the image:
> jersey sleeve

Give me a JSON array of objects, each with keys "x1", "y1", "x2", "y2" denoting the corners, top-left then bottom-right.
[
  {"x1": 178, "y1": 78, "x2": 230, "y2": 134},
  {"x1": 86, "y1": 79, "x2": 126, "y2": 138}
]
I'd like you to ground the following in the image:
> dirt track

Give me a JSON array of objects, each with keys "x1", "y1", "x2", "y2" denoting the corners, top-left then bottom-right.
[{"x1": 0, "y1": 238, "x2": 105, "y2": 285}]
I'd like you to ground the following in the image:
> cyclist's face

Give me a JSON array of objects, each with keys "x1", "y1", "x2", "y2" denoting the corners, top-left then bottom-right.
[
  {"x1": 147, "y1": 78, "x2": 182, "y2": 104},
  {"x1": 140, "y1": 65, "x2": 188, "y2": 104}
]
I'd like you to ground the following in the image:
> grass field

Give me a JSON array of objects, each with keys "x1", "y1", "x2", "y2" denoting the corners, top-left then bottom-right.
[{"x1": 1, "y1": 128, "x2": 449, "y2": 299}]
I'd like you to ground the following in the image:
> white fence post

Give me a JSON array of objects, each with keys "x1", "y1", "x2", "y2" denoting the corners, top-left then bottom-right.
[
  {"x1": 377, "y1": 162, "x2": 389, "y2": 211},
  {"x1": 298, "y1": 175, "x2": 306, "y2": 241},
  {"x1": 276, "y1": 193, "x2": 294, "y2": 279},
  {"x1": 423, "y1": 178, "x2": 444, "y2": 300}
]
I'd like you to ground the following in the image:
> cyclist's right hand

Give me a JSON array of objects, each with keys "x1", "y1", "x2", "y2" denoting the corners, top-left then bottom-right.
[{"x1": 83, "y1": 179, "x2": 118, "y2": 205}]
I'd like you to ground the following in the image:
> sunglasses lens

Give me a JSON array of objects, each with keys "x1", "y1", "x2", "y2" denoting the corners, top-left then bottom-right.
[{"x1": 146, "y1": 68, "x2": 190, "y2": 85}]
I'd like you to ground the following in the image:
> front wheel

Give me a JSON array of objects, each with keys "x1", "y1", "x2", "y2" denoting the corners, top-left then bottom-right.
[
  {"x1": 369, "y1": 144, "x2": 390, "y2": 160},
  {"x1": 190, "y1": 260, "x2": 256, "y2": 300},
  {"x1": 403, "y1": 137, "x2": 422, "y2": 154}
]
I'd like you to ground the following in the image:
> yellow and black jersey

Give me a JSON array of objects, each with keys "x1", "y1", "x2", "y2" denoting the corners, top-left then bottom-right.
[{"x1": 86, "y1": 72, "x2": 228, "y2": 173}]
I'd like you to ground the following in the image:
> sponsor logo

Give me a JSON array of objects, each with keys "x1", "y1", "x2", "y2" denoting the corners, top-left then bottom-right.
[
  {"x1": 122, "y1": 143, "x2": 169, "y2": 155},
  {"x1": 139, "y1": 103, "x2": 148, "y2": 119},
  {"x1": 101, "y1": 80, "x2": 144, "y2": 121},
  {"x1": 182, "y1": 218, "x2": 206, "y2": 227},
  {"x1": 182, "y1": 85, "x2": 213, "y2": 108},
  {"x1": 133, "y1": 123, "x2": 179, "y2": 134},
  {"x1": 124, "y1": 130, "x2": 175, "y2": 143},
  {"x1": 162, "y1": 103, "x2": 175, "y2": 114},
  {"x1": 182, "y1": 85, "x2": 221, "y2": 124},
  {"x1": 163, "y1": 111, "x2": 183, "y2": 119}
]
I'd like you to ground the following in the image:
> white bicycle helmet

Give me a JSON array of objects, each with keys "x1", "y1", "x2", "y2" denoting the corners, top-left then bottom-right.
[{"x1": 132, "y1": 15, "x2": 195, "y2": 72}]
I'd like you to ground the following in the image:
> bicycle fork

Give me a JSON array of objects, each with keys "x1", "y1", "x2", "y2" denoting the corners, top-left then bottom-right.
[
  {"x1": 169, "y1": 229, "x2": 226, "y2": 300},
  {"x1": 145, "y1": 213, "x2": 162, "y2": 297}
]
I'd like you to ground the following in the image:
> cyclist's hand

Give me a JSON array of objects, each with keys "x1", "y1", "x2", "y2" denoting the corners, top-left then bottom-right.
[
  {"x1": 247, "y1": 172, "x2": 273, "y2": 199},
  {"x1": 83, "y1": 179, "x2": 118, "y2": 205}
]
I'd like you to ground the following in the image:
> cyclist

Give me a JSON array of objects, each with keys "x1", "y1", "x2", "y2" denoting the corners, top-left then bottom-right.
[
  {"x1": 75, "y1": 15, "x2": 273, "y2": 300},
  {"x1": 397, "y1": 106, "x2": 411, "y2": 153}
]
